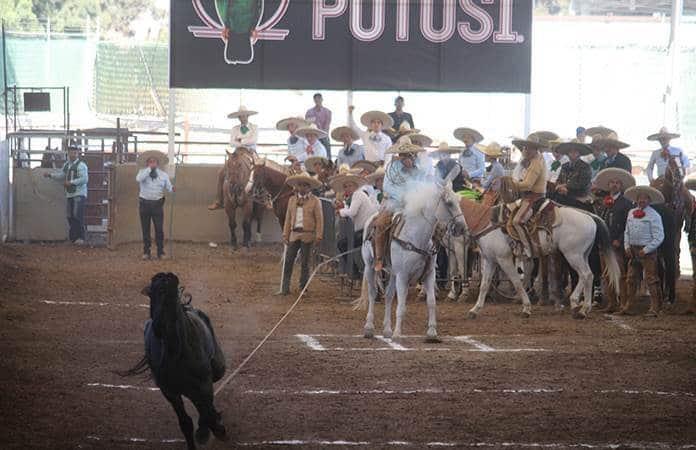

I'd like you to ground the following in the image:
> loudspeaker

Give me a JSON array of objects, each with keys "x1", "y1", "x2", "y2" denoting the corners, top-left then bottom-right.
[{"x1": 23, "y1": 92, "x2": 51, "y2": 112}]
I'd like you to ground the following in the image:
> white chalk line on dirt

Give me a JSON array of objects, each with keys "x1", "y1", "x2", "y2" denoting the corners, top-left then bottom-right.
[
  {"x1": 86, "y1": 383, "x2": 159, "y2": 392},
  {"x1": 376, "y1": 336, "x2": 409, "y2": 351},
  {"x1": 85, "y1": 436, "x2": 696, "y2": 448},
  {"x1": 296, "y1": 334, "x2": 327, "y2": 351},
  {"x1": 40, "y1": 300, "x2": 148, "y2": 308}
]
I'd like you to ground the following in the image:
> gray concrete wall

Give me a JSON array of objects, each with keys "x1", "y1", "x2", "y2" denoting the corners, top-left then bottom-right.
[
  {"x1": 108, "y1": 164, "x2": 283, "y2": 248},
  {"x1": 13, "y1": 168, "x2": 69, "y2": 241}
]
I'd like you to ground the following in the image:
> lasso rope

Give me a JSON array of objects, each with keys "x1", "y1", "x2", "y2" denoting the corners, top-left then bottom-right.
[{"x1": 213, "y1": 247, "x2": 361, "y2": 397}]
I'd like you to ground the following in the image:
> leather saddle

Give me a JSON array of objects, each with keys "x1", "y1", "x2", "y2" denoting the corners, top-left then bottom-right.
[{"x1": 495, "y1": 198, "x2": 562, "y2": 256}]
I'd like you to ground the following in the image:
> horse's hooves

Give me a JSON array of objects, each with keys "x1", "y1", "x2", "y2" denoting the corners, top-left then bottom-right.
[
  {"x1": 212, "y1": 425, "x2": 229, "y2": 442},
  {"x1": 522, "y1": 311, "x2": 531, "y2": 319},
  {"x1": 425, "y1": 335, "x2": 442, "y2": 344},
  {"x1": 195, "y1": 427, "x2": 211, "y2": 446},
  {"x1": 468, "y1": 311, "x2": 478, "y2": 320},
  {"x1": 383, "y1": 330, "x2": 393, "y2": 339},
  {"x1": 363, "y1": 328, "x2": 375, "y2": 339},
  {"x1": 573, "y1": 311, "x2": 587, "y2": 320}
]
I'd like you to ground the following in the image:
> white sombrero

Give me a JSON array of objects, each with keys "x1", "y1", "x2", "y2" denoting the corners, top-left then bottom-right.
[
  {"x1": 286, "y1": 172, "x2": 322, "y2": 190},
  {"x1": 407, "y1": 133, "x2": 433, "y2": 148},
  {"x1": 394, "y1": 121, "x2": 420, "y2": 136},
  {"x1": 476, "y1": 142, "x2": 503, "y2": 158},
  {"x1": 385, "y1": 142, "x2": 426, "y2": 155},
  {"x1": 137, "y1": 150, "x2": 169, "y2": 168},
  {"x1": 295, "y1": 124, "x2": 328, "y2": 139},
  {"x1": 624, "y1": 185, "x2": 665, "y2": 204},
  {"x1": 360, "y1": 111, "x2": 394, "y2": 129},
  {"x1": 331, "y1": 126, "x2": 359, "y2": 141},
  {"x1": 647, "y1": 126, "x2": 681, "y2": 141},
  {"x1": 431, "y1": 141, "x2": 461, "y2": 154},
  {"x1": 276, "y1": 117, "x2": 310, "y2": 131},
  {"x1": 594, "y1": 168, "x2": 636, "y2": 192},
  {"x1": 453, "y1": 127, "x2": 484, "y2": 144},
  {"x1": 227, "y1": 105, "x2": 257, "y2": 119},
  {"x1": 329, "y1": 173, "x2": 367, "y2": 194}
]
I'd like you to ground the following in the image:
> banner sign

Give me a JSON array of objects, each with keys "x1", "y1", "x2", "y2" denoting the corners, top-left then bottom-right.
[{"x1": 170, "y1": 1, "x2": 532, "y2": 93}]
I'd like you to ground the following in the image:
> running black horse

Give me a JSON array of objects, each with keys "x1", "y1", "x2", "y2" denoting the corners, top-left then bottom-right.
[{"x1": 122, "y1": 272, "x2": 228, "y2": 449}]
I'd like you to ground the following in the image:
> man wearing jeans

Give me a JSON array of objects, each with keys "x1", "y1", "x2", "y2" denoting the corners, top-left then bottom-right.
[
  {"x1": 44, "y1": 145, "x2": 89, "y2": 245},
  {"x1": 135, "y1": 151, "x2": 173, "y2": 260}
]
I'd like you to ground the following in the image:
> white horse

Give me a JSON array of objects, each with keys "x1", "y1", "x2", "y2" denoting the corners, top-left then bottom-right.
[
  {"x1": 456, "y1": 199, "x2": 621, "y2": 319},
  {"x1": 362, "y1": 170, "x2": 467, "y2": 342}
]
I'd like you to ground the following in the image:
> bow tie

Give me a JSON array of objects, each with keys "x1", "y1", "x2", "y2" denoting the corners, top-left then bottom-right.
[
  {"x1": 462, "y1": 149, "x2": 472, "y2": 157},
  {"x1": 369, "y1": 134, "x2": 381, "y2": 142},
  {"x1": 149, "y1": 168, "x2": 158, "y2": 179},
  {"x1": 289, "y1": 136, "x2": 299, "y2": 144},
  {"x1": 241, "y1": 125, "x2": 249, "y2": 134},
  {"x1": 345, "y1": 145, "x2": 355, "y2": 155}
]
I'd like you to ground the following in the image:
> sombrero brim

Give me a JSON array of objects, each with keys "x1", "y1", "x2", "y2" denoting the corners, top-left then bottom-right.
[
  {"x1": 594, "y1": 138, "x2": 629, "y2": 149},
  {"x1": 407, "y1": 133, "x2": 433, "y2": 148},
  {"x1": 304, "y1": 156, "x2": 329, "y2": 169},
  {"x1": 360, "y1": 111, "x2": 394, "y2": 129},
  {"x1": 227, "y1": 110, "x2": 258, "y2": 119},
  {"x1": 350, "y1": 160, "x2": 378, "y2": 173},
  {"x1": 453, "y1": 128, "x2": 484, "y2": 143},
  {"x1": 585, "y1": 126, "x2": 615, "y2": 138},
  {"x1": 529, "y1": 131, "x2": 559, "y2": 142},
  {"x1": 296, "y1": 127, "x2": 328, "y2": 139},
  {"x1": 286, "y1": 175, "x2": 322, "y2": 189},
  {"x1": 276, "y1": 117, "x2": 310, "y2": 131},
  {"x1": 511, "y1": 139, "x2": 544, "y2": 150},
  {"x1": 431, "y1": 147, "x2": 462, "y2": 154},
  {"x1": 624, "y1": 186, "x2": 665, "y2": 204},
  {"x1": 385, "y1": 143, "x2": 426, "y2": 155},
  {"x1": 555, "y1": 142, "x2": 594, "y2": 156},
  {"x1": 137, "y1": 150, "x2": 169, "y2": 167},
  {"x1": 647, "y1": 132, "x2": 680, "y2": 141},
  {"x1": 329, "y1": 174, "x2": 367, "y2": 193},
  {"x1": 331, "y1": 126, "x2": 359, "y2": 141},
  {"x1": 476, "y1": 144, "x2": 502, "y2": 157},
  {"x1": 366, "y1": 169, "x2": 385, "y2": 182},
  {"x1": 594, "y1": 168, "x2": 636, "y2": 191}
]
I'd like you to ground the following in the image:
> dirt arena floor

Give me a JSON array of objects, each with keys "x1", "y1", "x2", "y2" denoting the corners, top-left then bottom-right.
[{"x1": 1, "y1": 242, "x2": 696, "y2": 450}]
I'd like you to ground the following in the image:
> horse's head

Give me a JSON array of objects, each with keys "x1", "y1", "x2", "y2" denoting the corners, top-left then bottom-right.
[
  {"x1": 225, "y1": 150, "x2": 254, "y2": 188},
  {"x1": 141, "y1": 272, "x2": 181, "y2": 338},
  {"x1": 437, "y1": 166, "x2": 468, "y2": 237}
]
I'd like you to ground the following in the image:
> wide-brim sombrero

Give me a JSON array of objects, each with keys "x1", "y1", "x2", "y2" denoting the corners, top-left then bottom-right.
[
  {"x1": 360, "y1": 111, "x2": 394, "y2": 129},
  {"x1": 593, "y1": 132, "x2": 629, "y2": 149},
  {"x1": 366, "y1": 167, "x2": 385, "y2": 183},
  {"x1": 585, "y1": 126, "x2": 615, "y2": 139},
  {"x1": 276, "y1": 117, "x2": 310, "y2": 131},
  {"x1": 351, "y1": 160, "x2": 378, "y2": 174},
  {"x1": 304, "y1": 156, "x2": 329, "y2": 171},
  {"x1": 476, "y1": 142, "x2": 503, "y2": 157},
  {"x1": 624, "y1": 185, "x2": 665, "y2": 204},
  {"x1": 555, "y1": 141, "x2": 594, "y2": 157},
  {"x1": 331, "y1": 126, "x2": 359, "y2": 141},
  {"x1": 453, "y1": 127, "x2": 484, "y2": 144},
  {"x1": 647, "y1": 127, "x2": 681, "y2": 141},
  {"x1": 528, "y1": 130, "x2": 559, "y2": 147},
  {"x1": 295, "y1": 124, "x2": 328, "y2": 139},
  {"x1": 227, "y1": 106, "x2": 257, "y2": 119},
  {"x1": 329, "y1": 173, "x2": 367, "y2": 194},
  {"x1": 511, "y1": 134, "x2": 545, "y2": 150},
  {"x1": 594, "y1": 168, "x2": 636, "y2": 192},
  {"x1": 137, "y1": 150, "x2": 169, "y2": 168},
  {"x1": 286, "y1": 173, "x2": 322, "y2": 190},
  {"x1": 431, "y1": 142, "x2": 461, "y2": 154},
  {"x1": 407, "y1": 133, "x2": 433, "y2": 148},
  {"x1": 385, "y1": 142, "x2": 426, "y2": 155}
]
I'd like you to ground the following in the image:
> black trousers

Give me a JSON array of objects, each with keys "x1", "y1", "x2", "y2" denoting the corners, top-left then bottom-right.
[
  {"x1": 282, "y1": 240, "x2": 313, "y2": 292},
  {"x1": 66, "y1": 195, "x2": 86, "y2": 242},
  {"x1": 338, "y1": 230, "x2": 364, "y2": 278},
  {"x1": 139, "y1": 198, "x2": 165, "y2": 256}
]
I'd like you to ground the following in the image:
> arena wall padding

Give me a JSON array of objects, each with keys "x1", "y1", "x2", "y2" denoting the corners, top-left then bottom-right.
[
  {"x1": 13, "y1": 168, "x2": 69, "y2": 241},
  {"x1": 108, "y1": 164, "x2": 283, "y2": 248}
]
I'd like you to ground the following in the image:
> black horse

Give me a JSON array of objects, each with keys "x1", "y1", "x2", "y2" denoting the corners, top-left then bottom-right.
[
  {"x1": 652, "y1": 204, "x2": 678, "y2": 305},
  {"x1": 122, "y1": 272, "x2": 228, "y2": 449}
]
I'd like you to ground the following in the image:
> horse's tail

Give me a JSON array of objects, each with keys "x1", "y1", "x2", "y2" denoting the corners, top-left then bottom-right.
[
  {"x1": 351, "y1": 276, "x2": 369, "y2": 311},
  {"x1": 591, "y1": 214, "x2": 621, "y2": 295},
  {"x1": 116, "y1": 356, "x2": 150, "y2": 378}
]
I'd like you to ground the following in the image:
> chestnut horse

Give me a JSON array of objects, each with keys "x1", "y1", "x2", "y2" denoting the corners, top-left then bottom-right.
[
  {"x1": 223, "y1": 148, "x2": 264, "y2": 249},
  {"x1": 249, "y1": 159, "x2": 293, "y2": 228}
]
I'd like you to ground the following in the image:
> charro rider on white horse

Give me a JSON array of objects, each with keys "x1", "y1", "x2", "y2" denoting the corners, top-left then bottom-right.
[{"x1": 372, "y1": 141, "x2": 428, "y2": 272}]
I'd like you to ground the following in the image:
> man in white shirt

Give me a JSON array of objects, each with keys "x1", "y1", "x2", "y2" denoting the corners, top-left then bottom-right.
[
  {"x1": 228, "y1": 105, "x2": 258, "y2": 150},
  {"x1": 348, "y1": 106, "x2": 393, "y2": 163},
  {"x1": 135, "y1": 151, "x2": 173, "y2": 260},
  {"x1": 277, "y1": 116, "x2": 310, "y2": 160},
  {"x1": 645, "y1": 127, "x2": 690, "y2": 182},
  {"x1": 294, "y1": 124, "x2": 328, "y2": 163}
]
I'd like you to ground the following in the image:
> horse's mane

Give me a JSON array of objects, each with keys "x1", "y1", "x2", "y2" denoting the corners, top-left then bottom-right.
[{"x1": 403, "y1": 182, "x2": 439, "y2": 217}]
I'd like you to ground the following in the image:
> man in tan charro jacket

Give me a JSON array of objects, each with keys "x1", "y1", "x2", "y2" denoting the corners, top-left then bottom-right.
[{"x1": 510, "y1": 134, "x2": 548, "y2": 258}]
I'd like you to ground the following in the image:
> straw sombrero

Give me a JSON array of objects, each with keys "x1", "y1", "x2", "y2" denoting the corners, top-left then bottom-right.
[
  {"x1": 528, "y1": 131, "x2": 559, "y2": 147},
  {"x1": 394, "y1": 122, "x2": 420, "y2": 136},
  {"x1": 585, "y1": 126, "x2": 615, "y2": 139},
  {"x1": 647, "y1": 126, "x2": 680, "y2": 141},
  {"x1": 360, "y1": 111, "x2": 394, "y2": 129},
  {"x1": 351, "y1": 160, "x2": 378, "y2": 174},
  {"x1": 385, "y1": 142, "x2": 426, "y2": 155},
  {"x1": 329, "y1": 173, "x2": 367, "y2": 194},
  {"x1": 624, "y1": 186, "x2": 665, "y2": 204},
  {"x1": 593, "y1": 131, "x2": 629, "y2": 149},
  {"x1": 276, "y1": 117, "x2": 310, "y2": 131},
  {"x1": 453, "y1": 127, "x2": 484, "y2": 144},
  {"x1": 304, "y1": 156, "x2": 329, "y2": 171},
  {"x1": 286, "y1": 172, "x2": 322, "y2": 190},
  {"x1": 554, "y1": 139, "x2": 593, "y2": 157},
  {"x1": 431, "y1": 142, "x2": 461, "y2": 154},
  {"x1": 476, "y1": 142, "x2": 503, "y2": 158},
  {"x1": 137, "y1": 150, "x2": 169, "y2": 168},
  {"x1": 407, "y1": 133, "x2": 433, "y2": 148},
  {"x1": 366, "y1": 166, "x2": 386, "y2": 183},
  {"x1": 512, "y1": 134, "x2": 545, "y2": 150},
  {"x1": 594, "y1": 168, "x2": 636, "y2": 192},
  {"x1": 295, "y1": 124, "x2": 328, "y2": 139},
  {"x1": 227, "y1": 105, "x2": 257, "y2": 119},
  {"x1": 331, "y1": 126, "x2": 359, "y2": 141}
]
